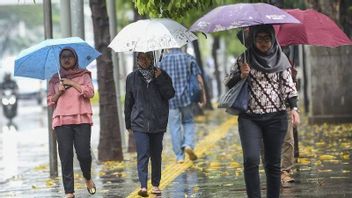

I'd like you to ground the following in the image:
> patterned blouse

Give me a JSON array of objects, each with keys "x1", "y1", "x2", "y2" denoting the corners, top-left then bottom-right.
[{"x1": 225, "y1": 60, "x2": 298, "y2": 114}]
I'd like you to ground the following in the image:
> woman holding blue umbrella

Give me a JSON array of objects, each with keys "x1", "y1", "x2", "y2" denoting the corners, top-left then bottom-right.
[{"x1": 47, "y1": 47, "x2": 96, "y2": 198}]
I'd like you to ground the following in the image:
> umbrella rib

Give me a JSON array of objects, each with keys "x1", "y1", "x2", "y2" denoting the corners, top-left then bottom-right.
[
  {"x1": 43, "y1": 46, "x2": 53, "y2": 79},
  {"x1": 14, "y1": 53, "x2": 35, "y2": 77},
  {"x1": 133, "y1": 21, "x2": 149, "y2": 52}
]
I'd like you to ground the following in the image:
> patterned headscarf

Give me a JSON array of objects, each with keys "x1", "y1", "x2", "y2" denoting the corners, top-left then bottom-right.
[{"x1": 136, "y1": 52, "x2": 155, "y2": 83}]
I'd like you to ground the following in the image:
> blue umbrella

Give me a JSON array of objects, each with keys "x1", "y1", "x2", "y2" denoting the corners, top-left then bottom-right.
[{"x1": 14, "y1": 37, "x2": 101, "y2": 80}]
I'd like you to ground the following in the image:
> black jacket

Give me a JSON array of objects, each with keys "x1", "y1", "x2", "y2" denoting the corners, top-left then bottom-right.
[{"x1": 124, "y1": 69, "x2": 175, "y2": 133}]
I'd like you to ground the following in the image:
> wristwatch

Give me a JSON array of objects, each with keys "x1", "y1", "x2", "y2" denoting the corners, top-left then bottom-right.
[{"x1": 291, "y1": 107, "x2": 299, "y2": 112}]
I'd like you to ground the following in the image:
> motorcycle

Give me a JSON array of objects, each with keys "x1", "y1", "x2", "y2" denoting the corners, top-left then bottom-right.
[{"x1": 1, "y1": 89, "x2": 18, "y2": 121}]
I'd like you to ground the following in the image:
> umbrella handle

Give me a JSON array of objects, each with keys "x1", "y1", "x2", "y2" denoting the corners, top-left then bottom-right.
[
  {"x1": 242, "y1": 29, "x2": 247, "y2": 64},
  {"x1": 159, "y1": 49, "x2": 164, "y2": 62},
  {"x1": 153, "y1": 51, "x2": 157, "y2": 67}
]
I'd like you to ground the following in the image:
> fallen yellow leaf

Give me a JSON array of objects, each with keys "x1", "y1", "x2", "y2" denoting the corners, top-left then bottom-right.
[
  {"x1": 34, "y1": 164, "x2": 48, "y2": 172},
  {"x1": 341, "y1": 153, "x2": 350, "y2": 160},
  {"x1": 229, "y1": 161, "x2": 242, "y2": 169},
  {"x1": 298, "y1": 158, "x2": 311, "y2": 165},
  {"x1": 315, "y1": 142, "x2": 325, "y2": 147},
  {"x1": 209, "y1": 162, "x2": 222, "y2": 169},
  {"x1": 319, "y1": 155, "x2": 336, "y2": 160},
  {"x1": 45, "y1": 179, "x2": 55, "y2": 187}
]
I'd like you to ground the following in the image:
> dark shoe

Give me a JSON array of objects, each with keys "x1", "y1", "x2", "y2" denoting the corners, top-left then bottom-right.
[
  {"x1": 184, "y1": 146, "x2": 198, "y2": 161},
  {"x1": 86, "y1": 180, "x2": 96, "y2": 195},
  {"x1": 138, "y1": 189, "x2": 149, "y2": 197}
]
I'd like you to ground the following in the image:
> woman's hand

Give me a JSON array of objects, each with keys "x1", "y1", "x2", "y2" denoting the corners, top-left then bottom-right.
[
  {"x1": 61, "y1": 78, "x2": 75, "y2": 86},
  {"x1": 291, "y1": 110, "x2": 300, "y2": 126},
  {"x1": 61, "y1": 78, "x2": 82, "y2": 93},
  {"x1": 51, "y1": 83, "x2": 65, "y2": 103},
  {"x1": 198, "y1": 91, "x2": 207, "y2": 108},
  {"x1": 240, "y1": 63, "x2": 250, "y2": 79},
  {"x1": 155, "y1": 68, "x2": 162, "y2": 78},
  {"x1": 58, "y1": 83, "x2": 65, "y2": 95}
]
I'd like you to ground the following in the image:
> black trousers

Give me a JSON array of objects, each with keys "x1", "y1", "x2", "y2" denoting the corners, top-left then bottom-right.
[
  {"x1": 134, "y1": 131, "x2": 164, "y2": 188},
  {"x1": 55, "y1": 124, "x2": 92, "y2": 194},
  {"x1": 238, "y1": 111, "x2": 288, "y2": 198}
]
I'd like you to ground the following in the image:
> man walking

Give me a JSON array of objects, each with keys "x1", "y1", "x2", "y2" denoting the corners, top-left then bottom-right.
[{"x1": 159, "y1": 48, "x2": 206, "y2": 163}]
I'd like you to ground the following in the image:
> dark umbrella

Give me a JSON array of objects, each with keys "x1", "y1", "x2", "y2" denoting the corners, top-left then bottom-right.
[{"x1": 275, "y1": 9, "x2": 352, "y2": 47}]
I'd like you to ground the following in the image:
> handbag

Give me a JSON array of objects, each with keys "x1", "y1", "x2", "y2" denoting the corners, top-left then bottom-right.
[
  {"x1": 188, "y1": 62, "x2": 201, "y2": 103},
  {"x1": 218, "y1": 78, "x2": 249, "y2": 115}
]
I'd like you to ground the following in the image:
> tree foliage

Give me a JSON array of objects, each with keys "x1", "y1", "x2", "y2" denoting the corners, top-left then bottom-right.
[{"x1": 134, "y1": 0, "x2": 215, "y2": 19}]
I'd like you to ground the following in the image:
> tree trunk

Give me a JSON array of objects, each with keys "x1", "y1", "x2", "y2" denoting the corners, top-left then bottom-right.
[
  {"x1": 89, "y1": 0, "x2": 123, "y2": 161},
  {"x1": 340, "y1": 0, "x2": 352, "y2": 37},
  {"x1": 212, "y1": 36, "x2": 222, "y2": 96},
  {"x1": 192, "y1": 40, "x2": 213, "y2": 110}
]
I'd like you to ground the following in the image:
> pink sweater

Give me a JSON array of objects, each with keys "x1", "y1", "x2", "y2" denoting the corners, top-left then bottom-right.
[{"x1": 47, "y1": 73, "x2": 94, "y2": 129}]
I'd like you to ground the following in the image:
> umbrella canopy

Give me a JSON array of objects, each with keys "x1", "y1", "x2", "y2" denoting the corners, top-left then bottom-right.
[
  {"x1": 275, "y1": 9, "x2": 352, "y2": 47},
  {"x1": 190, "y1": 3, "x2": 300, "y2": 33},
  {"x1": 14, "y1": 37, "x2": 101, "y2": 80},
  {"x1": 108, "y1": 18, "x2": 197, "y2": 52}
]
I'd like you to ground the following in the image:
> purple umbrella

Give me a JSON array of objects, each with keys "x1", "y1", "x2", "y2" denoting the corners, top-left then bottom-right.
[{"x1": 190, "y1": 3, "x2": 300, "y2": 33}]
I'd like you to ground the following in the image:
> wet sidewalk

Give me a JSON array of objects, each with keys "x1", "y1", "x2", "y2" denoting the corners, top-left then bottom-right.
[
  {"x1": 161, "y1": 118, "x2": 352, "y2": 198},
  {"x1": 0, "y1": 106, "x2": 351, "y2": 197}
]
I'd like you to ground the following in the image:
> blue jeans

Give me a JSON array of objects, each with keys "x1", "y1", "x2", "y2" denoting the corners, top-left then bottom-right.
[
  {"x1": 168, "y1": 104, "x2": 195, "y2": 161},
  {"x1": 238, "y1": 111, "x2": 288, "y2": 198}
]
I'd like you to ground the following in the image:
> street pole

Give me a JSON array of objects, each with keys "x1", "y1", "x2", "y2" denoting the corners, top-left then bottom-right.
[
  {"x1": 70, "y1": 0, "x2": 85, "y2": 39},
  {"x1": 107, "y1": 0, "x2": 126, "y2": 148},
  {"x1": 43, "y1": 0, "x2": 58, "y2": 178},
  {"x1": 60, "y1": 0, "x2": 71, "y2": 37}
]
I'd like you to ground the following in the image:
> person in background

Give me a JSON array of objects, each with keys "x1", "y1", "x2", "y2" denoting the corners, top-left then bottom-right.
[
  {"x1": 124, "y1": 51, "x2": 175, "y2": 197},
  {"x1": 47, "y1": 47, "x2": 96, "y2": 198},
  {"x1": 159, "y1": 48, "x2": 206, "y2": 163},
  {"x1": 281, "y1": 46, "x2": 299, "y2": 186},
  {"x1": 0, "y1": 73, "x2": 18, "y2": 92}
]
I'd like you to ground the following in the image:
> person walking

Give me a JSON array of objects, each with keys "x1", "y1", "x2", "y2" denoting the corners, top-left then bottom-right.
[
  {"x1": 47, "y1": 47, "x2": 96, "y2": 198},
  {"x1": 159, "y1": 48, "x2": 206, "y2": 163},
  {"x1": 0, "y1": 73, "x2": 18, "y2": 91},
  {"x1": 280, "y1": 46, "x2": 299, "y2": 186},
  {"x1": 226, "y1": 25, "x2": 300, "y2": 198},
  {"x1": 124, "y1": 52, "x2": 175, "y2": 197}
]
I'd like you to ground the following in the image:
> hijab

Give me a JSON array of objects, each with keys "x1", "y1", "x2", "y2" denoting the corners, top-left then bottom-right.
[
  {"x1": 136, "y1": 51, "x2": 155, "y2": 83},
  {"x1": 50, "y1": 47, "x2": 90, "y2": 84},
  {"x1": 246, "y1": 24, "x2": 291, "y2": 73}
]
